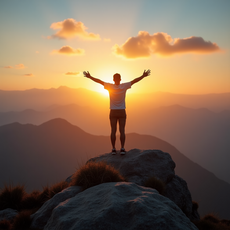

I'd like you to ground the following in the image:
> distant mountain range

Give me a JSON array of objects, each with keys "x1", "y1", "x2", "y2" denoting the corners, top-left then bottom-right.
[
  {"x1": 1, "y1": 86, "x2": 230, "y2": 112},
  {"x1": 0, "y1": 102, "x2": 229, "y2": 184},
  {"x1": 0, "y1": 118, "x2": 230, "y2": 219}
]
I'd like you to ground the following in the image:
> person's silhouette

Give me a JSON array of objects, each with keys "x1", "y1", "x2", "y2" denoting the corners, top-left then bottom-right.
[{"x1": 83, "y1": 69, "x2": 151, "y2": 155}]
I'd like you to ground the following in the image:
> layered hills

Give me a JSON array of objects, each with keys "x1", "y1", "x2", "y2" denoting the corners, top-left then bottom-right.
[
  {"x1": 0, "y1": 102, "x2": 229, "y2": 184},
  {"x1": 0, "y1": 118, "x2": 230, "y2": 219}
]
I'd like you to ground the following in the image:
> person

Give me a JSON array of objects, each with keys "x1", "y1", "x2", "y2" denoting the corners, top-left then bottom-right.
[{"x1": 83, "y1": 69, "x2": 151, "y2": 155}]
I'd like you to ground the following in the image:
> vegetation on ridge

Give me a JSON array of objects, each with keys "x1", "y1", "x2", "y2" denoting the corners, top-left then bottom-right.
[{"x1": 0, "y1": 161, "x2": 230, "y2": 230}]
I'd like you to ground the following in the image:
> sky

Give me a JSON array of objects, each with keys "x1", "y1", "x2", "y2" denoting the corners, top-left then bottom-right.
[{"x1": 0, "y1": 0, "x2": 230, "y2": 94}]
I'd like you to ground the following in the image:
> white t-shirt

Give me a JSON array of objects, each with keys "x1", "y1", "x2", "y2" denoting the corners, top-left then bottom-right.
[{"x1": 104, "y1": 82, "x2": 131, "y2": 109}]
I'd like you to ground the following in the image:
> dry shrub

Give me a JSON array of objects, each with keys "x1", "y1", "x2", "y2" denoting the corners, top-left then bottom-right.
[
  {"x1": 194, "y1": 214, "x2": 230, "y2": 230},
  {"x1": 144, "y1": 176, "x2": 165, "y2": 194},
  {"x1": 70, "y1": 161, "x2": 125, "y2": 190},
  {"x1": 11, "y1": 210, "x2": 32, "y2": 230},
  {"x1": 48, "y1": 181, "x2": 69, "y2": 199},
  {"x1": 21, "y1": 187, "x2": 49, "y2": 213},
  {"x1": 37, "y1": 186, "x2": 50, "y2": 205},
  {"x1": 21, "y1": 181, "x2": 68, "y2": 213},
  {"x1": 203, "y1": 214, "x2": 220, "y2": 224},
  {"x1": 0, "y1": 184, "x2": 26, "y2": 211},
  {"x1": 21, "y1": 190, "x2": 42, "y2": 212}
]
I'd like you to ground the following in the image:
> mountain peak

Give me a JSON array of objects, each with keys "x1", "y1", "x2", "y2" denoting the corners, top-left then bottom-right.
[{"x1": 39, "y1": 118, "x2": 72, "y2": 127}]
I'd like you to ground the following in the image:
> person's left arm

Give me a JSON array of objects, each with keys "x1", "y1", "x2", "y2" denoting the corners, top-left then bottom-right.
[{"x1": 131, "y1": 69, "x2": 151, "y2": 86}]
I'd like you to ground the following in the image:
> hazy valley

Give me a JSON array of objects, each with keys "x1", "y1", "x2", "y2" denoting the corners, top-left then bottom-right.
[{"x1": 0, "y1": 87, "x2": 229, "y2": 184}]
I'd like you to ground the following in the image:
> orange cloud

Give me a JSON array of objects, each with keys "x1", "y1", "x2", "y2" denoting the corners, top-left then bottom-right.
[
  {"x1": 3, "y1": 66, "x2": 13, "y2": 69},
  {"x1": 4, "y1": 64, "x2": 25, "y2": 69},
  {"x1": 65, "y1": 71, "x2": 80, "y2": 76},
  {"x1": 24, "y1": 73, "x2": 34, "y2": 77},
  {"x1": 48, "y1": 18, "x2": 100, "y2": 40},
  {"x1": 15, "y1": 64, "x2": 25, "y2": 69},
  {"x1": 52, "y1": 46, "x2": 85, "y2": 56},
  {"x1": 113, "y1": 31, "x2": 221, "y2": 58}
]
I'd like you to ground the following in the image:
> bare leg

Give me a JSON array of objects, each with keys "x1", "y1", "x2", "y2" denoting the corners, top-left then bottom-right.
[
  {"x1": 119, "y1": 117, "x2": 126, "y2": 149},
  {"x1": 110, "y1": 117, "x2": 117, "y2": 149}
]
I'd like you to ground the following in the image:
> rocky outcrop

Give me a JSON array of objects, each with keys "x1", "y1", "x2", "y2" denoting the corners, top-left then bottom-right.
[
  {"x1": 88, "y1": 149, "x2": 175, "y2": 184},
  {"x1": 0, "y1": 208, "x2": 18, "y2": 221},
  {"x1": 87, "y1": 149, "x2": 199, "y2": 221},
  {"x1": 164, "y1": 175, "x2": 200, "y2": 221},
  {"x1": 30, "y1": 149, "x2": 199, "y2": 229},
  {"x1": 44, "y1": 182, "x2": 198, "y2": 230},
  {"x1": 31, "y1": 186, "x2": 82, "y2": 229}
]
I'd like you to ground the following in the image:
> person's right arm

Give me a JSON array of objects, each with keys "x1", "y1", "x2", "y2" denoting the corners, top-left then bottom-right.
[{"x1": 83, "y1": 71, "x2": 104, "y2": 86}]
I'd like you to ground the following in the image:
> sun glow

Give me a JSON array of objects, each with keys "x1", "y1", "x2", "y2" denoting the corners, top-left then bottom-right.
[
  {"x1": 99, "y1": 87, "x2": 109, "y2": 96},
  {"x1": 91, "y1": 82, "x2": 109, "y2": 96}
]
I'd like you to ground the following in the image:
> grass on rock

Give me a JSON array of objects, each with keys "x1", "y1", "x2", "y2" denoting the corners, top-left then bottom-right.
[
  {"x1": 48, "y1": 181, "x2": 69, "y2": 199},
  {"x1": 144, "y1": 176, "x2": 165, "y2": 194},
  {"x1": 0, "y1": 181, "x2": 69, "y2": 214},
  {"x1": 11, "y1": 210, "x2": 32, "y2": 230},
  {"x1": 70, "y1": 161, "x2": 125, "y2": 190},
  {"x1": 0, "y1": 185, "x2": 25, "y2": 211},
  {"x1": 194, "y1": 214, "x2": 230, "y2": 230}
]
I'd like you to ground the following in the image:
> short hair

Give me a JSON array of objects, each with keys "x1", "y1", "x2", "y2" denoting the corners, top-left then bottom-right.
[{"x1": 113, "y1": 73, "x2": 121, "y2": 81}]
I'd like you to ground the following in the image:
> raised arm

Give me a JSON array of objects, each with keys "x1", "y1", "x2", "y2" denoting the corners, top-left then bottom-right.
[
  {"x1": 83, "y1": 71, "x2": 104, "y2": 86},
  {"x1": 131, "y1": 69, "x2": 151, "y2": 86}
]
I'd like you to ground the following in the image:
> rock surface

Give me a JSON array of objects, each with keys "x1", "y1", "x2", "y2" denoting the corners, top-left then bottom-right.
[
  {"x1": 44, "y1": 182, "x2": 198, "y2": 230},
  {"x1": 31, "y1": 186, "x2": 82, "y2": 229},
  {"x1": 87, "y1": 149, "x2": 199, "y2": 221},
  {"x1": 88, "y1": 149, "x2": 176, "y2": 185},
  {"x1": 164, "y1": 175, "x2": 200, "y2": 221},
  {"x1": 0, "y1": 208, "x2": 18, "y2": 221}
]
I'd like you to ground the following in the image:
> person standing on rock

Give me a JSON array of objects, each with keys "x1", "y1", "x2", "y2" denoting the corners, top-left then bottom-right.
[{"x1": 83, "y1": 69, "x2": 151, "y2": 155}]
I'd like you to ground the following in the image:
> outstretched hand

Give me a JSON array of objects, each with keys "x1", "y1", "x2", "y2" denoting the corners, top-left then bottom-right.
[
  {"x1": 142, "y1": 69, "x2": 151, "y2": 77},
  {"x1": 83, "y1": 71, "x2": 91, "y2": 78}
]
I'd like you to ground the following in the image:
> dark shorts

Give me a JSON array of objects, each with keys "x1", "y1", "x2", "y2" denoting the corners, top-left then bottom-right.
[{"x1": 109, "y1": 109, "x2": 127, "y2": 119}]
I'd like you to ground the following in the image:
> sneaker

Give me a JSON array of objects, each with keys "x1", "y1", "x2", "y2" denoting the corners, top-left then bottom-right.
[
  {"x1": 111, "y1": 148, "x2": 117, "y2": 155},
  {"x1": 120, "y1": 148, "x2": 126, "y2": 155}
]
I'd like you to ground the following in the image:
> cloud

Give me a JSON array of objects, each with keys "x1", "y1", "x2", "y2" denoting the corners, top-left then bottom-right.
[
  {"x1": 65, "y1": 71, "x2": 80, "y2": 76},
  {"x1": 15, "y1": 64, "x2": 25, "y2": 69},
  {"x1": 3, "y1": 64, "x2": 25, "y2": 69},
  {"x1": 24, "y1": 73, "x2": 34, "y2": 77},
  {"x1": 3, "y1": 66, "x2": 13, "y2": 69},
  {"x1": 52, "y1": 46, "x2": 85, "y2": 56},
  {"x1": 113, "y1": 31, "x2": 221, "y2": 59},
  {"x1": 48, "y1": 18, "x2": 100, "y2": 40}
]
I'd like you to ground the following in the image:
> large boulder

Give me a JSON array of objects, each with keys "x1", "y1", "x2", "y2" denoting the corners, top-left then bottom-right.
[
  {"x1": 87, "y1": 149, "x2": 199, "y2": 221},
  {"x1": 88, "y1": 149, "x2": 175, "y2": 185},
  {"x1": 44, "y1": 182, "x2": 198, "y2": 230},
  {"x1": 31, "y1": 186, "x2": 82, "y2": 229},
  {"x1": 164, "y1": 175, "x2": 200, "y2": 221}
]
